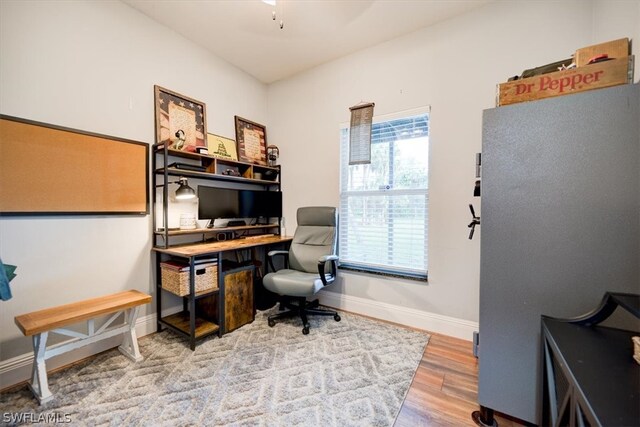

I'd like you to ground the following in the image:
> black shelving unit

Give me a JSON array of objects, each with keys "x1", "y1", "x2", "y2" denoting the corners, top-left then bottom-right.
[{"x1": 152, "y1": 143, "x2": 281, "y2": 248}]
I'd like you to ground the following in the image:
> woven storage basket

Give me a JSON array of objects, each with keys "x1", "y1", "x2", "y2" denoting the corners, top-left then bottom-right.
[{"x1": 160, "y1": 262, "x2": 218, "y2": 296}]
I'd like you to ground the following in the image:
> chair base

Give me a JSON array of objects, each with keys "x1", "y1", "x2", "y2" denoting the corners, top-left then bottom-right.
[{"x1": 267, "y1": 297, "x2": 341, "y2": 334}]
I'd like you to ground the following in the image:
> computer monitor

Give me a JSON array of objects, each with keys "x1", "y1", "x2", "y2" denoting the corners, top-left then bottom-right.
[
  {"x1": 258, "y1": 190, "x2": 283, "y2": 218},
  {"x1": 197, "y1": 186, "x2": 240, "y2": 220},
  {"x1": 239, "y1": 190, "x2": 282, "y2": 219}
]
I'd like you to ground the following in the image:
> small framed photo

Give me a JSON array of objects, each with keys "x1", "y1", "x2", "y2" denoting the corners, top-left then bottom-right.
[
  {"x1": 207, "y1": 133, "x2": 238, "y2": 161},
  {"x1": 234, "y1": 116, "x2": 267, "y2": 165},
  {"x1": 154, "y1": 85, "x2": 207, "y2": 152}
]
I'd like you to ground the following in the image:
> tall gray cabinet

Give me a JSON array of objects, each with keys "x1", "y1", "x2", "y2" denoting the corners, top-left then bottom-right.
[{"x1": 478, "y1": 83, "x2": 639, "y2": 425}]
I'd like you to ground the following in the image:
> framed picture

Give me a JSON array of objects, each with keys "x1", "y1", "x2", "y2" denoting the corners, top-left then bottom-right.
[
  {"x1": 234, "y1": 116, "x2": 267, "y2": 165},
  {"x1": 154, "y1": 85, "x2": 207, "y2": 152},
  {"x1": 207, "y1": 133, "x2": 238, "y2": 161}
]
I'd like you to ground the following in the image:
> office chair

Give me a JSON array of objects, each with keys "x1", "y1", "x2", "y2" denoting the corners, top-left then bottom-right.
[{"x1": 263, "y1": 206, "x2": 341, "y2": 334}]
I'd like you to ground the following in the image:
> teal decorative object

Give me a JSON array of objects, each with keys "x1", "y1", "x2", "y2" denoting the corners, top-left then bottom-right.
[{"x1": 1, "y1": 259, "x2": 16, "y2": 301}]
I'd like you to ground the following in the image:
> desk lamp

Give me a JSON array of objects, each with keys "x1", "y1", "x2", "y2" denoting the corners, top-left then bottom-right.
[{"x1": 174, "y1": 177, "x2": 196, "y2": 200}]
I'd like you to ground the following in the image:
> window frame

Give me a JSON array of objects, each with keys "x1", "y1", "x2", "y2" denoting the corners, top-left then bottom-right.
[{"x1": 338, "y1": 106, "x2": 430, "y2": 281}]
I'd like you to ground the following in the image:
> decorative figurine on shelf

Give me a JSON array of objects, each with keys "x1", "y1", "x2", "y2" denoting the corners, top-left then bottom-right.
[
  {"x1": 267, "y1": 145, "x2": 279, "y2": 167},
  {"x1": 173, "y1": 129, "x2": 186, "y2": 150}
]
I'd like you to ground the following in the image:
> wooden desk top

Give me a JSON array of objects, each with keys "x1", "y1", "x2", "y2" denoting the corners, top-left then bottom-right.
[{"x1": 152, "y1": 235, "x2": 293, "y2": 257}]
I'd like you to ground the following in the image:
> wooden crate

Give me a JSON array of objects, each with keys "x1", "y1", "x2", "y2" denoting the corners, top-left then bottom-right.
[
  {"x1": 497, "y1": 56, "x2": 634, "y2": 106},
  {"x1": 575, "y1": 38, "x2": 629, "y2": 67}
]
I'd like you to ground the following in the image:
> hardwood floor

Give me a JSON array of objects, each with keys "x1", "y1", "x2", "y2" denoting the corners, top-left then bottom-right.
[{"x1": 395, "y1": 333, "x2": 527, "y2": 427}]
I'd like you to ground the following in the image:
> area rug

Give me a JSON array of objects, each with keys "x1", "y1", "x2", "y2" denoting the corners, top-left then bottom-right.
[{"x1": 1, "y1": 308, "x2": 429, "y2": 426}]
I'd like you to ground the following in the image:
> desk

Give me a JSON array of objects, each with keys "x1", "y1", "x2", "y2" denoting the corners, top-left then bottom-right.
[
  {"x1": 541, "y1": 293, "x2": 640, "y2": 427},
  {"x1": 153, "y1": 235, "x2": 292, "y2": 349}
]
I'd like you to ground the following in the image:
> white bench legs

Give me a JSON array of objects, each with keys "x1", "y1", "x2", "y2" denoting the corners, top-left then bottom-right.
[
  {"x1": 29, "y1": 332, "x2": 52, "y2": 404},
  {"x1": 27, "y1": 307, "x2": 143, "y2": 404},
  {"x1": 118, "y1": 306, "x2": 143, "y2": 362}
]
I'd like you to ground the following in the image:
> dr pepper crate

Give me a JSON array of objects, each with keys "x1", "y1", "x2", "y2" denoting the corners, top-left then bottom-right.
[
  {"x1": 497, "y1": 56, "x2": 634, "y2": 106},
  {"x1": 160, "y1": 260, "x2": 218, "y2": 296}
]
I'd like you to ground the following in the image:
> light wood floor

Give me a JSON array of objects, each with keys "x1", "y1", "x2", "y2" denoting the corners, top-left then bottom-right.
[{"x1": 395, "y1": 333, "x2": 527, "y2": 427}]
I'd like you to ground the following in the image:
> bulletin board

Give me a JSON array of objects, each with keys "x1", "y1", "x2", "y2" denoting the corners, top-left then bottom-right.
[{"x1": 0, "y1": 115, "x2": 149, "y2": 215}]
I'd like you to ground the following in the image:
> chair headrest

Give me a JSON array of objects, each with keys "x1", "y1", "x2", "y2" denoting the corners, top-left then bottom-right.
[{"x1": 297, "y1": 206, "x2": 337, "y2": 227}]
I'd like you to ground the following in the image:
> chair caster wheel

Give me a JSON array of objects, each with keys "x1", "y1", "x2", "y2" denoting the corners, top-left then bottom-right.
[
  {"x1": 334, "y1": 314, "x2": 341, "y2": 322},
  {"x1": 302, "y1": 326, "x2": 310, "y2": 335},
  {"x1": 268, "y1": 319, "x2": 275, "y2": 327}
]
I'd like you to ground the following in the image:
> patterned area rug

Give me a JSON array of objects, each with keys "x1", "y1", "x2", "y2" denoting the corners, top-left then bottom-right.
[{"x1": 1, "y1": 308, "x2": 429, "y2": 426}]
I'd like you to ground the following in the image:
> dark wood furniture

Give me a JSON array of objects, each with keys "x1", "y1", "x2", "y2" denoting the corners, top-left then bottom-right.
[
  {"x1": 541, "y1": 292, "x2": 640, "y2": 427},
  {"x1": 223, "y1": 266, "x2": 255, "y2": 333}
]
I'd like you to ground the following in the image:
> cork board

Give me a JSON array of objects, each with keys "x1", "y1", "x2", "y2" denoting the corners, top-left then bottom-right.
[{"x1": 0, "y1": 115, "x2": 149, "y2": 215}]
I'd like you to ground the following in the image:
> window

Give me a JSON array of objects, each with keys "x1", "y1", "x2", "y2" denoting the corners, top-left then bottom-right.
[{"x1": 339, "y1": 109, "x2": 429, "y2": 279}]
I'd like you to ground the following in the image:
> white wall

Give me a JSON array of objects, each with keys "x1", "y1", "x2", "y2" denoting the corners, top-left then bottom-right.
[
  {"x1": 0, "y1": 0, "x2": 268, "y2": 364},
  {"x1": 268, "y1": 0, "x2": 640, "y2": 337}
]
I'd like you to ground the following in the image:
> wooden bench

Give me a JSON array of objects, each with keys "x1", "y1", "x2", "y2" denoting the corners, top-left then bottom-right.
[{"x1": 14, "y1": 290, "x2": 151, "y2": 404}]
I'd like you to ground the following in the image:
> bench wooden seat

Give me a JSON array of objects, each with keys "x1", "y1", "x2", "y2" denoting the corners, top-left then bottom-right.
[{"x1": 14, "y1": 290, "x2": 151, "y2": 404}]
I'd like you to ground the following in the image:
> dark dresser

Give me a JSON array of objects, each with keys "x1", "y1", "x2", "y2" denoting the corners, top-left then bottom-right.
[{"x1": 541, "y1": 293, "x2": 640, "y2": 427}]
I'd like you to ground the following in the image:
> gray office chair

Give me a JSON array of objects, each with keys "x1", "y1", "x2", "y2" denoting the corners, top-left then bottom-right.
[{"x1": 263, "y1": 206, "x2": 340, "y2": 334}]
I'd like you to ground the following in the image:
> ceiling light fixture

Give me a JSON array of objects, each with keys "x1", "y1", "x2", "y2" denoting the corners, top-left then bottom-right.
[{"x1": 264, "y1": 0, "x2": 284, "y2": 29}]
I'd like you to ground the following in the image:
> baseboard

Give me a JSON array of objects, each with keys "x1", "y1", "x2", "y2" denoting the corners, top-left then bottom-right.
[
  {"x1": 0, "y1": 306, "x2": 181, "y2": 391},
  {"x1": 317, "y1": 290, "x2": 478, "y2": 341}
]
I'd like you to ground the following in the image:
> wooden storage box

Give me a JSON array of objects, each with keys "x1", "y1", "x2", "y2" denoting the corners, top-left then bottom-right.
[
  {"x1": 224, "y1": 265, "x2": 254, "y2": 333},
  {"x1": 497, "y1": 56, "x2": 634, "y2": 106},
  {"x1": 575, "y1": 37, "x2": 630, "y2": 67},
  {"x1": 161, "y1": 261, "x2": 218, "y2": 296}
]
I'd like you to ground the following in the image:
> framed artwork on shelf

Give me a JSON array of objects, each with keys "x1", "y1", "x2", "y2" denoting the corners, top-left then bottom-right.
[
  {"x1": 207, "y1": 133, "x2": 238, "y2": 161},
  {"x1": 154, "y1": 85, "x2": 207, "y2": 152},
  {"x1": 234, "y1": 116, "x2": 267, "y2": 165}
]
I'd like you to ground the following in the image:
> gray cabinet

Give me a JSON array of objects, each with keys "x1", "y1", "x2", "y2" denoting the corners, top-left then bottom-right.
[{"x1": 478, "y1": 84, "x2": 639, "y2": 424}]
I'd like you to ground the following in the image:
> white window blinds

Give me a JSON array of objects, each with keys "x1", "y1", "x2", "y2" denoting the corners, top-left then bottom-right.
[{"x1": 339, "y1": 110, "x2": 429, "y2": 278}]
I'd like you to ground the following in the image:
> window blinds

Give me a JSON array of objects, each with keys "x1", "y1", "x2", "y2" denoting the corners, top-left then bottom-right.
[{"x1": 339, "y1": 112, "x2": 429, "y2": 277}]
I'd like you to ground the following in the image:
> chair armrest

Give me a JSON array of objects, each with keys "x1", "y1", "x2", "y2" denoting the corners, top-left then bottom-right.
[
  {"x1": 268, "y1": 250, "x2": 289, "y2": 258},
  {"x1": 267, "y1": 250, "x2": 289, "y2": 272},
  {"x1": 318, "y1": 255, "x2": 339, "y2": 287},
  {"x1": 318, "y1": 255, "x2": 339, "y2": 263}
]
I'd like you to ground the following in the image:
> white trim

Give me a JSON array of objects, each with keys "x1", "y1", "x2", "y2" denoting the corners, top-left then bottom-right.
[
  {"x1": 317, "y1": 290, "x2": 478, "y2": 341},
  {"x1": 0, "y1": 306, "x2": 181, "y2": 391}
]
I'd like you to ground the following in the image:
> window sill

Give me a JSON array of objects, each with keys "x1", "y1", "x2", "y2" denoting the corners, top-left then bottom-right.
[{"x1": 338, "y1": 265, "x2": 428, "y2": 283}]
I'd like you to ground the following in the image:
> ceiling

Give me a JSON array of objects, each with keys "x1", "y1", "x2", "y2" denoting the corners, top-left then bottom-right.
[{"x1": 123, "y1": 0, "x2": 491, "y2": 84}]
